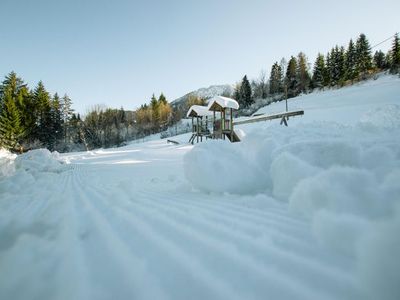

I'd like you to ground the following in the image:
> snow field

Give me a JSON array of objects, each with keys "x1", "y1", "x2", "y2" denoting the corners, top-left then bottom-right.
[
  {"x1": 184, "y1": 75, "x2": 400, "y2": 299},
  {"x1": 1, "y1": 75, "x2": 400, "y2": 300}
]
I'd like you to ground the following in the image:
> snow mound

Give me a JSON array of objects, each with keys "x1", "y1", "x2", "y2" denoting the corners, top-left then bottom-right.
[
  {"x1": 14, "y1": 149, "x2": 64, "y2": 175},
  {"x1": 0, "y1": 149, "x2": 17, "y2": 178},
  {"x1": 184, "y1": 118, "x2": 400, "y2": 298},
  {"x1": 359, "y1": 104, "x2": 400, "y2": 129}
]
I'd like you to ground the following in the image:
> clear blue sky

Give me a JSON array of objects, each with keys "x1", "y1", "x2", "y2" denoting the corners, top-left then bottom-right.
[{"x1": 1, "y1": 0, "x2": 399, "y2": 114}]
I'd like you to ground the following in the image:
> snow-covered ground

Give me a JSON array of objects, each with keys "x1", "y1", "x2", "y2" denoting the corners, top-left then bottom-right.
[{"x1": 0, "y1": 75, "x2": 400, "y2": 300}]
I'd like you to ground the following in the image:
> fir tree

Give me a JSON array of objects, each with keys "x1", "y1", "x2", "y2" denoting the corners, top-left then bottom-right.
[
  {"x1": 33, "y1": 81, "x2": 52, "y2": 146},
  {"x1": 0, "y1": 90, "x2": 25, "y2": 151},
  {"x1": 0, "y1": 71, "x2": 27, "y2": 102},
  {"x1": 269, "y1": 62, "x2": 283, "y2": 95},
  {"x1": 61, "y1": 94, "x2": 74, "y2": 143},
  {"x1": 325, "y1": 51, "x2": 332, "y2": 86},
  {"x1": 296, "y1": 52, "x2": 311, "y2": 93},
  {"x1": 0, "y1": 72, "x2": 31, "y2": 146},
  {"x1": 285, "y1": 56, "x2": 298, "y2": 97},
  {"x1": 346, "y1": 39, "x2": 358, "y2": 82},
  {"x1": 390, "y1": 33, "x2": 400, "y2": 73},
  {"x1": 356, "y1": 33, "x2": 372, "y2": 76},
  {"x1": 158, "y1": 93, "x2": 167, "y2": 105},
  {"x1": 233, "y1": 83, "x2": 241, "y2": 103},
  {"x1": 50, "y1": 93, "x2": 63, "y2": 149},
  {"x1": 239, "y1": 75, "x2": 252, "y2": 108},
  {"x1": 373, "y1": 50, "x2": 386, "y2": 70},
  {"x1": 312, "y1": 53, "x2": 326, "y2": 89},
  {"x1": 150, "y1": 94, "x2": 160, "y2": 130}
]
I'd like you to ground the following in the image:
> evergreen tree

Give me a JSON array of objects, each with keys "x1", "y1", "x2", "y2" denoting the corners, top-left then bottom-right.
[
  {"x1": 150, "y1": 94, "x2": 160, "y2": 130},
  {"x1": 390, "y1": 33, "x2": 400, "y2": 73},
  {"x1": 50, "y1": 93, "x2": 63, "y2": 149},
  {"x1": 285, "y1": 56, "x2": 298, "y2": 97},
  {"x1": 373, "y1": 50, "x2": 386, "y2": 69},
  {"x1": 269, "y1": 62, "x2": 283, "y2": 94},
  {"x1": 239, "y1": 75, "x2": 252, "y2": 108},
  {"x1": 158, "y1": 93, "x2": 167, "y2": 105},
  {"x1": 312, "y1": 53, "x2": 326, "y2": 89},
  {"x1": 325, "y1": 51, "x2": 332, "y2": 86},
  {"x1": 296, "y1": 52, "x2": 311, "y2": 93},
  {"x1": 0, "y1": 90, "x2": 25, "y2": 151},
  {"x1": 61, "y1": 94, "x2": 74, "y2": 143},
  {"x1": 233, "y1": 83, "x2": 241, "y2": 103},
  {"x1": 0, "y1": 71, "x2": 27, "y2": 103},
  {"x1": 356, "y1": 33, "x2": 372, "y2": 76},
  {"x1": 346, "y1": 39, "x2": 358, "y2": 82},
  {"x1": 33, "y1": 81, "x2": 52, "y2": 146},
  {"x1": 0, "y1": 72, "x2": 32, "y2": 146}
]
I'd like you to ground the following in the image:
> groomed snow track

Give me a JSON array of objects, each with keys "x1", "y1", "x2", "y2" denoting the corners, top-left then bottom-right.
[{"x1": 0, "y1": 144, "x2": 362, "y2": 300}]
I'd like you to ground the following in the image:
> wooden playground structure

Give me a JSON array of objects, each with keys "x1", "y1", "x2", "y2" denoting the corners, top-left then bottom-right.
[{"x1": 187, "y1": 96, "x2": 304, "y2": 144}]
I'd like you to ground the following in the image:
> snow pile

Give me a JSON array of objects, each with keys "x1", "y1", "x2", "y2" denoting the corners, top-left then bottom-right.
[
  {"x1": 14, "y1": 149, "x2": 64, "y2": 175},
  {"x1": 359, "y1": 103, "x2": 400, "y2": 129},
  {"x1": 184, "y1": 104, "x2": 400, "y2": 299},
  {"x1": 0, "y1": 149, "x2": 17, "y2": 178}
]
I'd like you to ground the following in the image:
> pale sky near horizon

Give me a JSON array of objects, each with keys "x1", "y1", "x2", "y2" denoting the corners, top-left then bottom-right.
[{"x1": 0, "y1": 0, "x2": 399, "y2": 114}]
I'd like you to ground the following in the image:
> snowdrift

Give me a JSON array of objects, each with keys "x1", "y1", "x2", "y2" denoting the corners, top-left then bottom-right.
[
  {"x1": 184, "y1": 104, "x2": 400, "y2": 299},
  {"x1": 0, "y1": 149, "x2": 65, "y2": 193}
]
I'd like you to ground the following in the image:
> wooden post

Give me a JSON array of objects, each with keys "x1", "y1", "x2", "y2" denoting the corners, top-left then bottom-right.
[
  {"x1": 196, "y1": 117, "x2": 199, "y2": 143},
  {"x1": 230, "y1": 108, "x2": 233, "y2": 132},
  {"x1": 213, "y1": 110, "x2": 216, "y2": 139}
]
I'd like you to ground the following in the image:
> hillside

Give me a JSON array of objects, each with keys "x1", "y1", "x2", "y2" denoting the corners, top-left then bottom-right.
[
  {"x1": 171, "y1": 84, "x2": 234, "y2": 107},
  {"x1": 0, "y1": 75, "x2": 399, "y2": 300}
]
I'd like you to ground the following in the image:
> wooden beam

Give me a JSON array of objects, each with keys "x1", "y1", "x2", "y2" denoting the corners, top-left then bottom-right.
[{"x1": 233, "y1": 110, "x2": 304, "y2": 126}]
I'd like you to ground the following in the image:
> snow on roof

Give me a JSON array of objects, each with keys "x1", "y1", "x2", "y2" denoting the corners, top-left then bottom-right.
[
  {"x1": 186, "y1": 105, "x2": 214, "y2": 118},
  {"x1": 207, "y1": 96, "x2": 239, "y2": 111}
]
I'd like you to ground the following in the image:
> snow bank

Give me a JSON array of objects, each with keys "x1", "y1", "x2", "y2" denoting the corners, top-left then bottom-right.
[
  {"x1": 0, "y1": 149, "x2": 65, "y2": 194},
  {"x1": 184, "y1": 104, "x2": 400, "y2": 299},
  {"x1": 14, "y1": 149, "x2": 64, "y2": 175},
  {"x1": 0, "y1": 149, "x2": 17, "y2": 178}
]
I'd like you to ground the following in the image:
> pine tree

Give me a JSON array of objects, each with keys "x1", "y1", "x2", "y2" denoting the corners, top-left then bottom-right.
[
  {"x1": 233, "y1": 83, "x2": 241, "y2": 103},
  {"x1": 296, "y1": 52, "x2": 311, "y2": 93},
  {"x1": 0, "y1": 90, "x2": 25, "y2": 151},
  {"x1": 373, "y1": 50, "x2": 386, "y2": 69},
  {"x1": 33, "y1": 81, "x2": 52, "y2": 146},
  {"x1": 150, "y1": 94, "x2": 160, "y2": 130},
  {"x1": 390, "y1": 33, "x2": 400, "y2": 73},
  {"x1": 337, "y1": 46, "x2": 346, "y2": 85},
  {"x1": 61, "y1": 94, "x2": 74, "y2": 144},
  {"x1": 285, "y1": 56, "x2": 298, "y2": 97},
  {"x1": 239, "y1": 75, "x2": 252, "y2": 108},
  {"x1": 0, "y1": 72, "x2": 32, "y2": 147},
  {"x1": 325, "y1": 51, "x2": 332, "y2": 86},
  {"x1": 312, "y1": 53, "x2": 326, "y2": 89},
  {"x1": 50, "y1": 93, "x2": 63, "y2": 149},
  {"x1": 269, "y1": 62, "x2": 283, "y2": 95},
  {"x1": 0, "y1": 71, "x2": 27, "y2": 103},
  {"x1": 346, "y1": 39, "x2": 358, "y2": 82},
  {"x1": 356, "y1": 33, "x2": 372, "y2": 76},
  {"x1": 158, "y1": 93, "x2": 167, "y2": 105}
]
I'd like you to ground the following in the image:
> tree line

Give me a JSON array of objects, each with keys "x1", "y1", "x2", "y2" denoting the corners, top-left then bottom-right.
[
  {"x1": 0, "y1": 72, "x2": 78, "y2": 152},
  {"x1": 234, "y1": 33, "x2": 400, "y2": 111},
  {"x1": 1, "y1": 33, "x2": 399, "y2": 152}
]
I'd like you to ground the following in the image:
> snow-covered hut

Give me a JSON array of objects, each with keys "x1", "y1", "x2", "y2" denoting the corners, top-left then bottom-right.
[
  {"x1": 187, "y1": 105, "x2": 213, "y2": 144},
  {"x1": 207, "y1": 96, "x2": 240, "y2": 142}
]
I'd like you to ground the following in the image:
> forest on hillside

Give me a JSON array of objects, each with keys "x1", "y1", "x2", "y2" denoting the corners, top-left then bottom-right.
[{"x1": 1, "y1": 33, "x2": 399, "y2": 153}]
